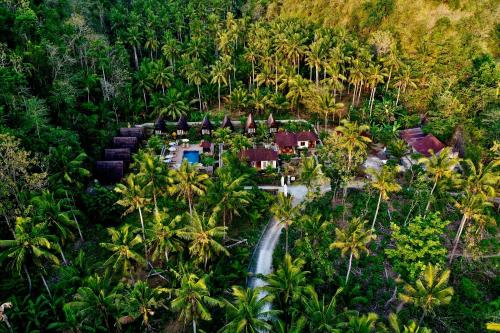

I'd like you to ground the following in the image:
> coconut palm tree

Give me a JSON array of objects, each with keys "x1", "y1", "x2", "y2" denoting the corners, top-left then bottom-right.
[
  {"x1": 330, "y1": 218, "x2": 376, "y2": 283},
  {"x1": 399, "y1": 264, "x2": 454, "y2": 325},
  {"x1": 271, "y1": 192, "x2": 296, "y2": 254},
  {"x1": 64, "y1": 274, "x2": 121, "y2": 331},
  {"x1": 115, "y1": 174, "x2": 150, "y2": 260},
  {"x1": 170, "y1": 273, "x2": 222, "y2": 333},
  {"x1": 265, "y1": 254, "x2": 309, "y2": 327},
  {"x1": 119, "y1": 281, "x2": 168, "y2": 330},
  {"x1": 100, "y1": 224, "x2": 146, "y2": 279},
  {"x1": 418, "y1": 147, "x2": 460, "y2": 212},
  {"x1": 150, "y1": 59, "x2": 173, "y2": 94},
  {"x1": 136, "y1": 152, "x2": 170, "y2": 213},
  {"x1": 286, "y1": 75, "x2": 311, "y2": 118},
  {"x1": 299, "y1": 156, "x2": 325, "y2": 195},
  {"x1": 210, "y1": 60, "x2": 228, "y2": 110},
  {"x1": 303, "y1": 286, "x2": 344, "y2": 333},
  {"x1": 185, "y1": 59, "x2": 206, "y2": 111},
  {"x1": 146, "y1": 211, "x2": 183, "y2": 265},
  {"x1": 168, "y1": 159, "x2": 209, "y2": 215},
  {"x1": 0, "y1": 217, "x2": 60, "y2": 295},
  {"x1": 340, "y1": 312, "x2": 379, "y2": 332},
  {"x1": 222, "y1": 286, "x2": 279, "y2": 333},
  {"x1": 366, "y1": 165, "x2": 402, "y2": 230},
  {"x1": 177, "y1": 209, "x2": 228, "y2": 269},
  {"x1": 157, "y1": 88, "x2": 190, "y2": 120},
  {"x1": 366, "y1": 64, "x2": 386, "y2": 117},
  {"x1": 386, "y1": 312, "x2": 431, "y2": 333}
]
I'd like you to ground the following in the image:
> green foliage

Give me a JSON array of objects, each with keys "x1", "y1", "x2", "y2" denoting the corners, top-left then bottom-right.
[{"x1": 386, "y1": 213, "x2": 449, "y2": 279}]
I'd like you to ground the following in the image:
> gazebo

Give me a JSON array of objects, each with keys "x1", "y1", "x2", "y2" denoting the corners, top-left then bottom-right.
[
  {"x1": 176, "y1": 115, "x2": 189, "y2": 136},
  {"x1": 154, "y1": 116, "x2": 166, "y2": 135},
  {"x1": 201, "y1": 115, "x2": 213, "y2": 136},
  {"x1": 244, "y1": 113, "x2": 257, "y2": 135}
]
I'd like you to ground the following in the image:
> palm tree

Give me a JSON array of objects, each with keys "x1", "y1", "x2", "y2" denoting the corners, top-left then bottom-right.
[
  {"x1": 170, "y1": 273, "x2": 222, "y2": 333},
  {"x1": 136, "y1": 152, "x2": 170, "y2": 213},
  {"x1": 115, "y1": 175, "x2": 150, "y2": 260},
  {"x1": 286, "y1": 75, "x2": 311, "y2": 118},
  {"x1": 100, "y1": 224, "x2": 146, "y2": 279},
  {"x1": 340, "y1": 312, "x2": 379, "y2": 332},
  {"x1": 330, "y1": 218, "x2": 376, "y2": 283},
  {"x1": 366, "y1": 64, "x2": 385, "y2": 117},
  {"x1": 366, "y1": 165, "x2": 402, "y2": 230},
  {"x1": 303, "y1": 286, "x2": 344, "y2": 333},
  {"x1": 144, "y1": 30, "x2": 159, "y2": 59},
  {"x1": 185, "y1": 59, "x2": 206, "y2": 111},
  {"x1": 271, "y1": 192, "x2": 296, "y2": 254},
  {"x1": 126, "y1": 25, "x2": 142, "y2": 69},
  {"x1": 449, "y1": 191, "x2": 493, "y2": 263},
  {"x1": 150, "y1": 60, "x2": 173, "y2": 94},
  {"x1": 227, "y1": 133, "x2": 253, "y2": 154},
  {"x1": 210, "y1": 60, "x2": 228, "y2": 110},
  {"x1": 418, "y1": 147, "x2": 460, "y2": 212},
  {"x1": 161, "y1": 35, "x2": 180, "y2": 70},
  {"x1": 224, "y1": 86, "x2": 248, "y2": 116},
  {"x1": 265, "y1": 254, "x2": 308, "y2": 326},
  {"x1": 146, "y1": 211, "x2": 183, "y2": 265},
  {"x1": 306, "y1": 39, "x2": 324, "y2": 85},
  {"x1": 169, "y1": 159, "x2": 209, "y2": 215},
  {"x1": 393, "y1": 66, "x2": 417, "y2": 106},
  {"x1": 120, "y1": 281, "x2": 168, "y2": 330},
  {"x1": 399, "y1": 264, "x2": 454, "y2": 325},
  {"x1": 64, "y1": 274, "x2": 121, "y2": 331},
  {"x1": 48, "y1": 146, "x2": 90, "y2": 191},
  {"x1": 158, "y1": 88, "x2": 190, "y2": 120},
  {"x1": 222, "y1": 286, "x2": 279, "y2": 333},
  {"x1": 386, "y1": 312, "x2": 431, "y2": 333},
  {"x1": 299, "y1": 156, "x2": 325, "y2": 195},
  {"x1": 177, "y1": 209, "x2": 228, "y2": 269},
  {"x1": 335, "y1": 120, "x2": 372, "y2": 197},
  {"x1": 0, "y1": 217, "x2": 60, "y2": 295}
]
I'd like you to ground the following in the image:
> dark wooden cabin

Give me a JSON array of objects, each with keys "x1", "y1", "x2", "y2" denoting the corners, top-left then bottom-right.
[
  {"x1": 155, "y1": 116, "x2": 166, "y2": 135},
  {"x1": 267, "y1": 113, "x2": 278, "y2": 133},
  {"x1": 244, "y1": 113, "x2": 257, "y2": 135},
  {"x1": 113, "y1": 137, "x2": 138, "y2": 151},
  {"x1": 201, "y1": 115, "x2": 213, "y2": 136},
  {"x1": 177, "y1": 115, "x2": 189, "y2": 136},
  {"x1": 104, "y1": 148, "x2": 131, "y2": 164},
  {"x1": 95, "y1": 161, "x2": 124, "y2": 184},
  {"x1": 221, "y1": 115, "x2": 234, "y2": 131},
  {"x1": 119, "y1": 127, "x2": 144, "y2": 139}
]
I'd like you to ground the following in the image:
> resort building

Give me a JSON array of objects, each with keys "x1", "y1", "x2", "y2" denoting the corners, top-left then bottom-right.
[
  {"x1": 400, "y1": 128, "x2": 446, "y2": 156},
  {"x1": 176, "y1": 115, "x2": 189, "y2": 136},
  {"x1": 267, "y1": 113, "x2": 278, "y2": 133},
  {"x1": 221, "y1": 115, "x2": 234, "y2": 131},
  {"x1": 244, "y1": 113, "x2": 257, "y2": 135},
  {"x1": 275, "y1": 131, "x2": 319, "y2": 153},
  {"x1": 239, "y1": 148, "x2": 278, "y2": 169},
  {"x1": 201, "y1": 115, "x2": 214, "y2": 136}
]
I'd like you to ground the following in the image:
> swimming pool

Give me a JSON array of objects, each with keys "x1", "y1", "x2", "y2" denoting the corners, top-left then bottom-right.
[{"x1": 183, "y1": 150, "x2": 200, "y2": 164}]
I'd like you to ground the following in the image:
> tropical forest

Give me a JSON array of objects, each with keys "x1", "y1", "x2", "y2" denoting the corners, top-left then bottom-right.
[{"x1": 0, "y1": 0, "x2": 499, "y2": 332}]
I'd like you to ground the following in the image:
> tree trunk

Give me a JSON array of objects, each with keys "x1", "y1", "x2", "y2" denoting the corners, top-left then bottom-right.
[
  {"x1": 419, "y1": 312, "x2": 425, "y2": 326},
  {"x1": 197, "y1": 84, "x2": 202, "y2": 111},
  {"x1": 218, "y1": 83, "x2": 221, "y2": 110},
  {"x1": 132, "y1": 46, "x2": 139, "y2": 69},
  {"x1": 425, "y1": 178, "x2": 438, "y2": 213},
  {"x1": 24, "y1": 265, "x2": 32, "y2": 294},
  {"x1": 396, "y1": 86, "x2": 401, "y2": 106},
  {"x1": 371, "y1": 192, "x2": 382, "y2": 230},
  {"x1": 66, "y1": 191, "x2": 84, "y2": 241},
  {"x1": 41, "y1": 274, "x2": 52, "y2": 299},
  {"x1": 449, "y1": 214, "x2": 468, "y2": 264},
  {"x1": 59, "y1": 246, "x2": 67, "y2": 265},
  {"x1": 315, "y1": 65, "x2": 319, "y2": 85},
  {"x1": 385, "y1": 67, "x2": 392, "y2": 92},
  {"x1": 346, "y1": 251, "x2": 353, "y2": 283},
  {"x1": 193, "y1": 319, "x2": 197, "y2": 333},
  {"x1": 138, "y1": 206, "x2": 148, "y2": 263},
  {"x1": 324, "y1": 113, "x2": 328, "y2": 131},
  {"x1": 285, "y1": 225, "x2": 289, "y2": 254},
  {"x1": 188, "y1": 195, "x2": 193, "y2": 216}
]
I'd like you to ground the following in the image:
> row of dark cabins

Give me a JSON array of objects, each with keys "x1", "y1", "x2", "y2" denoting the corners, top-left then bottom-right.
[
  {"x1": 95, "y1": 127, "x2": 145, "y2": 184},
  {"x1": 156, "y1": 113, "x2": 279, "y2": 137}
]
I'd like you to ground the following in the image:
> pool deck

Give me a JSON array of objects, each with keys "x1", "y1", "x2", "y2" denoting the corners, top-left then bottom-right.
[{"x1": 171, "y1": 143, "x2": 203, "y2": 168}]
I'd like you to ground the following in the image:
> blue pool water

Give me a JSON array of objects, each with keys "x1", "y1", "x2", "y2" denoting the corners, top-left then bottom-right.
[{"x1": 183, "y1": 150, "x2": 200, "y2": 164}]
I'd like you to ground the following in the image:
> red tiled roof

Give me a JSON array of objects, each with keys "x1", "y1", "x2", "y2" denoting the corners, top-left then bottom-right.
[
  {"x1": 412, "y1": 134, "x2": 445, "y2": 156},
  {"x1": 200, "y1": 140, "x2": 212, "y2": 148},
  {"x1": 275, "y1": 132, "x2": 297, "y2": 147},
  {"x1": 239, "y1": 148, "x2": 278, "y2": 162},
  {"x1": 296, "y1": 131, "x2": 318, "y2": 142}
]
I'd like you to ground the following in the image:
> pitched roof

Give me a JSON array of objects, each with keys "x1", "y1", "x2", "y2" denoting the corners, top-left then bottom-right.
[
  {"x1": 275, "y1": 132, "x2": 298, "y2": 147},
  {"x1": 239, "y1": 148, "x2": 278, "y2": 162},
  {"x1": 201, "y1": 115, "x2": 213, "y2": 130},
  {"x1": 267, "y1": 113, "x2": 278, "y2": 128},
  {"x1": 119, "y1": 127, "x2": 144, "y2": 138},
  {"x1": 296, "y1": 131, "x2": 318, "y2": 142},
  {"x1": 113, "y1": 137, "x2": 138, "y2": 151},
  {"x1": 411, "y1": 134, "x2": 445, "y2": 156},
  {"x1": 244, "y1": 113, "x2": 256, "y2": 132},
  {"x1": 400, "y1": 127, "x2": 425, "y2": 143},
  {"x1": 104, "y1": 148, "x2": 131, "y2": 162},
  {"x1": 95, "y1": 161, "x2": 124, "y2": 184},
  {"x1": 177, "y1": 115, "x2": 189, "y2": 131},
  {"x1": 155, "y1": 116, "x2": 166, "y2": 131},
  {"x1": 221, "y1": 115, "x2": 234, "y2": 130}
]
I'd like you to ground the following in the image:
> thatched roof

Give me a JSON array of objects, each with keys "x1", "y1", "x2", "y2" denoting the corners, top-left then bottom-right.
[
  {"x1": 177, "y1": 115, "x2": 189, "y2": 131},
  {"x1": 221, "y1": 115, "x2": 234, "y2": 131},
  {"x1": 239, "y1": 148, "x2": 278, "y2": 162},
  {"x1": 155, "y1": 116, "x2": 166, "y2": 131},
  {"x1": 201, "y1": 115, "x2": 213, "y2": 130},
  {"x1": 267, "y1": 114, "x2": 278, "y2": 128},
  {"x1": 113, "y1": 137, "x2": 138, "y2": 151},
  {"x1": 95, "y1": 161, "x2": 124, "y2": 184},
  {"x1": 244, "y1": 113, "x2": 256, "y2": 133},
  {"x1": 104, "y1": 148, "x2": 131, "y2": 163},
  {"x1": 119, "y1": 127, "x2": 144, "y2": 139}
]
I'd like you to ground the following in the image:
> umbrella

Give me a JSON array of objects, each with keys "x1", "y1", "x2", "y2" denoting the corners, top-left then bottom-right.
[
  {"x1": 169, "y1": 147, "x2": 177, "y2": 152},
  {"x1": 165, "y1": 154, "x2": 174, "y2": 159},
  {"x1": 169, "y1": 141, "x2": 176, "y2": 146}
]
